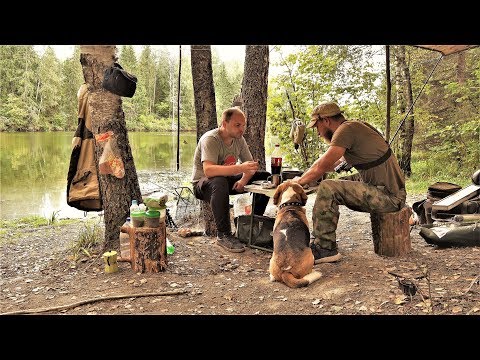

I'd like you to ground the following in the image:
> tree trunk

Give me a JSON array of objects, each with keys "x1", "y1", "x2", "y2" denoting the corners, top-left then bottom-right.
[
  {"x1": 241, "y1": 45, "x2": 269, "y2": 171},
  {"x1": 385, "y1": 45, "x2": 391, "y2": 143},
  {"x1": 457, "y1": 51, "x2": 466, "y2": 84},
  {"x1": 79, "y1": 45, "x2": 142, "y2": 252},
  {"x1": 191, "y1": 45, "x2": 218, "y2": 236},
  {"x1": 399, "y1": 46, "x2": 414, "y2": 177},
  {"x1": 191, "y1": 45, "x2": 218, "y2": 140},
  {"x1": 393, "y1": 45, "x2": 406, "y2": 156}
]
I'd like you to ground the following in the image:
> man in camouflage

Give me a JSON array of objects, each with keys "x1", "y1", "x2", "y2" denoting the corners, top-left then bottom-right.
[{"x1": 293, "y1": 101, "x2": 406, "y2": 264}]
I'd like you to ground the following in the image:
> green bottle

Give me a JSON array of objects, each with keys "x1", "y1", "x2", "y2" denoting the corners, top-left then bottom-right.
[{"x1": 166, "y1": 238, "x2": 175, "y2": 255}]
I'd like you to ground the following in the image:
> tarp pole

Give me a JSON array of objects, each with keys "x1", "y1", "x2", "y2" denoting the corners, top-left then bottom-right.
[{"x1": 177, "y1": 45, "x2": 182, "y2": 171}]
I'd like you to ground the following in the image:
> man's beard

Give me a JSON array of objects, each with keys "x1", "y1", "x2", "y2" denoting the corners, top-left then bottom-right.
[{"x1": 324, "y1": 129, "x2": 333, "y2": 142}]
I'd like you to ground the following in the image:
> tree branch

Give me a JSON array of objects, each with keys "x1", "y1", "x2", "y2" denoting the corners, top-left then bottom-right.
[{"x1": 0, "y1": 289, "x2": 188, "y2": 315}]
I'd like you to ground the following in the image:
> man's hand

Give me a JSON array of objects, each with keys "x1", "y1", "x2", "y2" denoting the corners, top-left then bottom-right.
[
  {"x1": 291, "y1": 176, "x2": 301, "y2": 183},
  {"x1": 240, "y1": 160, "x2": 259, "y2": 174},
  {"x1": 233, "y1": 179, "x2": 247, "y2": 192}
]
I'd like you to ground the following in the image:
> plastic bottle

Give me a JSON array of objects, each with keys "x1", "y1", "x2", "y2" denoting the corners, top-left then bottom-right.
[
  {"x1": 119, "y1": 217, "x2": 131, "y2": 259},
  {"x1": 130, "y1": 200, "x2": 139, "y2": 215},
  {"x1": 166, "y1": 238, "x2": 175, "y2": 255},
  {"x1": 270, "y1": 144, "x2": 283, "y2": 175}
]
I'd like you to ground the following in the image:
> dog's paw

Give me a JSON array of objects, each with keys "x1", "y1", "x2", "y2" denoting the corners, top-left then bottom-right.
[{"x1": 269, "y1": 274, "x2": 276, "y2": 282}]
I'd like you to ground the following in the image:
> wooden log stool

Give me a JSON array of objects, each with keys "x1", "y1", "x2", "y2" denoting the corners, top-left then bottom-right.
[
  {"x1": 121, "y1": 222, "x2": 167, "y2": 273},
  {"x1": 370, "y1": 205, "x2": 412, "y2": 257}
]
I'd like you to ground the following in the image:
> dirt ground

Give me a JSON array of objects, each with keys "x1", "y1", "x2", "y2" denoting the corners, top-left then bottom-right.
[{"x1": 1, "y1": 194, "x2": 479, "y2": 316}]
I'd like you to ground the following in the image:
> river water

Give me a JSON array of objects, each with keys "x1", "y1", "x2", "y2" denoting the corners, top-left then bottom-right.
[{"x1": 0, "y1": 132, "x2": 196, "y2": 220}]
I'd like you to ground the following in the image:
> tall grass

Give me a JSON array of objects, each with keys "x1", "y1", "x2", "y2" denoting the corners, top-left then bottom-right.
[
  {"x1": 70, "y1": 222, "x2": 103, "y2": 261},
  {"x1": 408, "y1": 151, "x2": 474, "y2": 195},
  {"x1": 47, "y1": 210, "x2": 60, "y2": 225}
]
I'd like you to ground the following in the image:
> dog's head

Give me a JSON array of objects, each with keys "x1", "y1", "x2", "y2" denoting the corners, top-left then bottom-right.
[{"x1": 273, "y1": 180, "x2": 308, "y2": 206}]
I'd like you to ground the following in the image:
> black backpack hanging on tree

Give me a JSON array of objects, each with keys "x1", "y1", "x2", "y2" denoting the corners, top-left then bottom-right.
[{"x1": 102, "y1": 63, "x2": 137, "y2": 98}]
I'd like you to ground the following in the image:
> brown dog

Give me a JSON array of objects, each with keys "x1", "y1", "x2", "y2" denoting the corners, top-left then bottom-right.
[{"x1": 269, "y1": 181, "x2": 322, "y2": 288}]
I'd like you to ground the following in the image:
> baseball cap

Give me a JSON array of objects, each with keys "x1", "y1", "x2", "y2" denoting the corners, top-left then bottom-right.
[{"x1": 306, "y1": 101, "x2": 343, "y2": 128}]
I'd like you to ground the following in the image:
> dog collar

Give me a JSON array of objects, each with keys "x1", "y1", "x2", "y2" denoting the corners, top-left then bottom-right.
[{"x1": 279, "y1": 201, "x2": 304, "y2": 209}]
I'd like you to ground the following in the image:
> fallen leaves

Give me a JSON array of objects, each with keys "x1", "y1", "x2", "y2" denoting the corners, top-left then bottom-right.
[{"x1": 451, "y1": 306, "x2": 463, "y2": 314}]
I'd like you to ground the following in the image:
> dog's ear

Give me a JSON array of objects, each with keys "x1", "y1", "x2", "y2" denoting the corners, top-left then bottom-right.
[
  {"x1": 292, "y1": 183, "x2": 308, "y2": 205},
  {"x1": 273, "y1": 183, "x2": 283, "y2": 205},
  {"x1": 301, "y1": 188, "x2": 308, "y2": 205}
]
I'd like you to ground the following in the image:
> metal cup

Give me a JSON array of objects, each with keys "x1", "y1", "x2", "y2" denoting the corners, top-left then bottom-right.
[{"x1": 267, "y1": 174, "x2": 282, "y2": 187}]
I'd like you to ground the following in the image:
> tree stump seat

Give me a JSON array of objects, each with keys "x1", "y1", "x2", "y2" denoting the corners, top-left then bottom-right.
[
  {"x1": 370, "y1": 205, "x2": 412, "y2": 257},
  {"x1": 201, "y1": 199, "x2": 236, "y2": 237},
  {"x1": 120, "y1": 222, "x2": 167, "y2": 273}
]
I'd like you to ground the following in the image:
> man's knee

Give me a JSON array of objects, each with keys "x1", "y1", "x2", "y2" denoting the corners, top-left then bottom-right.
[
  {"x1": 195, "y1": 176, "x2": 229, "y2": 201},
  {"x1": 317, "y1": 179, "x2": 337, "y2": 197},
  {"x1": 209, "y1": 176, "x2": 229, "y2": 188}
]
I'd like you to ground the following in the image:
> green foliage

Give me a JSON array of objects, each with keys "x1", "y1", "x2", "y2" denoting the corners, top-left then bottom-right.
[
  {"x1": 60, "y1": 46, "x2": 83, "y2": 132},
  {"x1": 137, "y1": 114, "x2": 171, "y2": 131},
  {"x1": 119, "y1": 45, "x2": 137, "y2": 73},
  {"x1": 406, "y1": 47, "x2": 480, "y2": 178},
  {"x1": 266, "y1": 45, "x2": 479, "y2": 185},
  {"x1": 0, "y1": 45, "x2": 202, "y2": 133},
  {"x1": 406, "y1": 170, "x2": 472, "y2": 195},
  {"x1": 1, "y1": 94, "x2": 30, "y2": 130},
  {"x1": 154, "y1": 48, "x2": 172, "y2": 118},
  {"x1": 0, "y1": 46, "x2": 41, "y2": 131},
  {"x1": 267, "y1": 45, "x2": 382, "y2": 170},
  {"x1": 212, "y1": 50, "x2": 243, "y2": 113}
]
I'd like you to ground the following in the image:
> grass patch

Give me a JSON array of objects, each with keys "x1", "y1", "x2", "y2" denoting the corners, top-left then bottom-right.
[
  {"x1": 407, "y1": 151, "x2": 474, "y2": 195},
  {"x1": 406, "y1": 174, "x2": 472, "y2": 195},
  {"x1": 0, "y1": 216, "x2": 50, "y2": 229},
  {"x1": 0, "y1": 216, "x2": 78, "y2": 230},
  {"x1": 0, "y1": 216, "x2": 80, "y2": 245},
  {"x1": 70, "y1": 222, "x2": 103, "y2": 262}
]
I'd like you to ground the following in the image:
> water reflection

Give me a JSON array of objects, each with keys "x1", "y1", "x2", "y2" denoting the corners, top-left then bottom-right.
[{"x1": 0, "y1": 132, "x2": 196, "y2": 219}]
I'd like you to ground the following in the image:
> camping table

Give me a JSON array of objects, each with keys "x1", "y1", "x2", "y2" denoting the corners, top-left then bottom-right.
[{"x1": 243, "y1": 183, "x2": 318, "y2": 252}]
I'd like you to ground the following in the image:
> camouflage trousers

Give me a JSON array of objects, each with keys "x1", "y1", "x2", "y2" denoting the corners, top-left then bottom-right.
[{"x1": 312, "y1": 179, "x2": 406, "y2": 250}]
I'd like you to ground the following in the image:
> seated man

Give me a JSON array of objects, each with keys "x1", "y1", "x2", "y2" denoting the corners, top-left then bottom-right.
[
  {"x1": 293, "y1": 101, "x2": 406, "y2": 263},
  {"x1": 192, "y1": 107, "x2": 270, "y2": 253}
]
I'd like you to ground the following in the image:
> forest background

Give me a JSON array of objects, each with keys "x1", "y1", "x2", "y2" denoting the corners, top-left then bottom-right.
[{"x1": 0, "y1": 45, "x2": 478, "y2": 188}]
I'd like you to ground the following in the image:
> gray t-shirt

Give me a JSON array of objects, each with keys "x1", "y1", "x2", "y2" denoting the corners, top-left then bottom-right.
[
  {"x1": 191, "y1": 128, "x2": 253, "y2": 183},
  {"x1": 330, "y1": 120, "x2": 405, "y2": 198}
]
